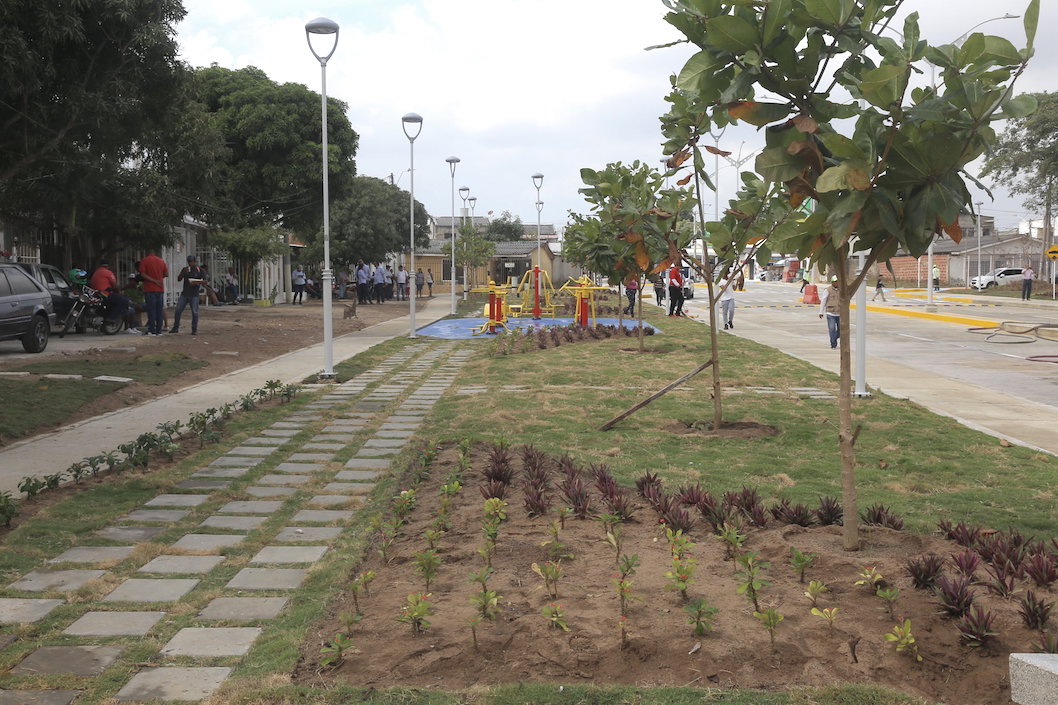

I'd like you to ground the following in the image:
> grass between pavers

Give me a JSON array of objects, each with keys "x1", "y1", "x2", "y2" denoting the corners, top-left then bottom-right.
[
  {"x1": 12, "y1": 352, "x2": 207, "y2": 385},
  {"x1": 0, "y1": 377, "x2": 123, "y2": 443},
  {"x1": 420, "y1": 306, "x2": 1058, "y2": 536}
]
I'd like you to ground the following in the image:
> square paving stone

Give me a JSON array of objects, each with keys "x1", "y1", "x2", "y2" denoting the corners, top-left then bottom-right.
[
  {"x1": 327, "y1": 419, "x2": 367, "y2": 427},
  {"x1": 122, "y1": 509, "x2": 190, "y2": 523},
  {"x1": 307, "y1": 495, "x2": 356, "y2": 507},
  {"x1": 324, "y1": 481, "x2": 374, "y2": 493},
  {"x1": 48, "y1": 546, "x2": 135, "y2": 564},
  {"x1": 251, "y1": 546, "x2": 328, "y2": 564},
  {"x1": 199, "y1": 597, "x2": 288, "y2": 621},
  {"x1": 199, "y1": 516, "x2": 267, "y2": 531},
  {"x1": 218, "y1": 501, "x2": 282, "y2": 514},
  {"x1": 376, "y1": 430, "x2": 415, "y2": 438},
  {"x1": 257, "y1": 473, "x2": 311, "y2": 485},
  {"x1": 301, "y1": 443, "x2": 346, "y2": 451},
  {"x1": 0, "y1": 598, "x2": 63, "y2": 624},
  {"x1": 226, "y1": 568, "x2": 306, "y2": 590},
  {"x1": 115, "y1": 667, "x2": 231, "y2": 702},
  {"x1": 0, "y1": 690, "x2": 79, "y2": 705},
  {"x1": 161, "y1": 627, "x2": 262, "y2": 657},
  {"x1": 191, "y1": 466, "x2": 252, "y2": 478},
  {"x1": 269, "y1": 422, "x2": 304, "y2": 429},
  {"x1": 138, "y1": 555, "x2": 225, "y2": 575},
  {"x1": 94, "y1": 525, "x2": 166, "y2": 543},
  {"x1": 13, "y1": 645, "x2": 125, "y2": 676},
  {"x1": 291, "y1": 509, "x2": 354, "y2": 523},
  {"x1": 171, "y1": 534, "x2": 243, "y2": 552},
  {"x1": 64, "y1": 610, "x2": 166, "y2": 636},
  {"x1": 144, "y1": 494, "x2": 209, "y2": 508},
  {"x1": 175, "y1": 479, "x2": 231, "y2": 491},
  {"x1": 322, "y1": 425, "x2": 361, "y2": 434},
  {"x1": 274, "y1": 527, "x2": 342, "y2": 542},
  {"x1": 225, "y1": 446, "x2": 275, "y2": 457},
  {"x1": 364, "y1": 438, "x2": 407, "y2": 448},
  {"x1": 287, "y1": 453, "x2": 333, "y2": 462},
  {"x1": 212, "y1": 455, "x2": 263, "y2": 467},
  {"x1": 241, "y1": 436, "x2": 286, "y2": 446},
  {"x1": 9, "y1": 570, "x2": 105, "y2": 592},
  {"x1": 245, "y1": 486, "x2": 298, "y2": 498},
  {"x1": 103, "y1": 578, "x2": 199, "y2": 603},
  {"x1": 260, "y1": 429, "x2": 298, "y2": 437},
  {"x1": 275, "y1": 462, "x2": 325, "y2": 474},
  {"x1": 380, "y1": 423, "x2": 420, "y2": 431},
  {"x1": 339, "y1": 412, "x2": 376, "y2": 418},
  {"x1": 312, "y1": 434, "x2": 358, "y2": 443},
  {"x1": 354, "y1": 447, "x2": 398, "y2": 457}
]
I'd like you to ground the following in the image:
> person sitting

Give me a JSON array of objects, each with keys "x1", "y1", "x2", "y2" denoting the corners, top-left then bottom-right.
[{"x1": 224, "y1": 267, "x2": 240, "y2": 304}]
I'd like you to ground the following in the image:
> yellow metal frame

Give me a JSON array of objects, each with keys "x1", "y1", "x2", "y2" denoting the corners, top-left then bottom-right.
[
  {"x1": 507, "y1": 268, "x2": 560, "y2": 318},
  {"x1": 470, "y1": 280, "x2": 512, "y2": 336},
  {"x1": 557, "y1": 275, "x2": 609, "y2": 328}
]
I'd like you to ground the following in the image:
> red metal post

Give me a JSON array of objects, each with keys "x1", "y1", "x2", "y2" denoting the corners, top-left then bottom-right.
[
  {"x1": 532, "y1": 266, "x2": 542, "y2": 319},
  {"x1": 577, "y1": 294, "x2": 589, "y2": 327}
]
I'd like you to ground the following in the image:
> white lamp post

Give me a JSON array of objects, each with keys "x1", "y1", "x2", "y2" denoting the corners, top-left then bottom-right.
[
  {"x1": 532, "y1": 174, "x2": 544, "y2": 319},
  {"x1": 305, "y1": 16, "x2": 339, "y2": 380},
  {"x1": 976, "y1": 201, "x2": 984, "y2": 288},
  {"x1": 446, "y1": 156, "x2": 460, "y2": 315},
  {"x1": 458, "y1": 186, "x2": 470, "y2": 298},
  {"x1": 402, "y1": 112, "x2": 423, "y2": 338},
  {"x1": 469, "y1": 196, "x2": 477, "y2": 220}
]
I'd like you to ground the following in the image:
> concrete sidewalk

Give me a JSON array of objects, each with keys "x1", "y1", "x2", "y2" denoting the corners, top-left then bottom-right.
[{"x1": 0, "y1": 299, "x2": 454, "y2": 495}]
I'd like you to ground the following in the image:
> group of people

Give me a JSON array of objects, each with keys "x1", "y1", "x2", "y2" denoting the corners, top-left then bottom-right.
[
  {"x1": 624, "y1": 264, "x2": 693, "y2": 318},
  {"x1": 348, "y1": 261, "x2": 433, "y2": 306}
]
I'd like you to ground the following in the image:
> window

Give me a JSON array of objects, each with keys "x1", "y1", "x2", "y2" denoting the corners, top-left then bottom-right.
[
  {"x1": 0, "y1": 271, "x2": 13, "y2": 297},
  {"x1": 6, "y1": 267, "x2": 42, "y2": 295}
]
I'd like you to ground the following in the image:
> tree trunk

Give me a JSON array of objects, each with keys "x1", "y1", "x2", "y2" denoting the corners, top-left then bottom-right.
[
  {"x1": 836, "y1": 267, "x2": 860, "y2": 551},
  {"x1": 704, "y1": 279, "x2": 724, "y2": 430}
]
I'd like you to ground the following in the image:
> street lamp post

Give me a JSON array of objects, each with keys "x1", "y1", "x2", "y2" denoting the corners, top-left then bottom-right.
[
  {"x1": 402, "y1": 113, "x2": 423, "y2": 338},
  {"x1": 976, "y1": 201, "x2": 984, "y2": 289},
  {"x1": 458, "y1": 186, "x2": 469, "y2": 298},
  {"x1": 305, "y1": 17, "x2": 339, "y2": 380},
  {"x1": 446, "y1": 157, "x2": 460, "y2": 315},
  {"x1": 532, "y1": 173, "x2": 544, "y2": 319}
]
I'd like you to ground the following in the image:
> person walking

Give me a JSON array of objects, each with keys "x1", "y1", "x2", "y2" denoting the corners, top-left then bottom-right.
[
  {"x1": 1022, "y1": 265, "x2": 1036, "y2": 300},
  {"x1": 932, "y1": 264, "x2": 940, "y2": 291},
  {"x1": 426, "y1": 269, "x2": 434, "y2": 296},
  {"x1": 718, "y1": 276, "x2": 736, "y2": 329},
  {"x1": 872, "y1": 273, "x2": 887, "y2": 302},
  {"x1": 668, "y1": 263, "x2": 685, "y2": 317},
  {"x1": 170, "y1": 254, "x2": 206, "y2": 335},
  {"x1": 652, "y1": 275, "x2": 665, "y2": 306},
  {"x1": 138, "y1": 250, "x2": 168, "y2": 336},
  {"x1": 819, "y1": 276, "x2": 841, "y2": 349},
  {"x1": 292, "y1": 264, "x2": 306, "y2": 304},
  {"x1": 623, "y1": 275, "x2": 639, "y2": 316}
]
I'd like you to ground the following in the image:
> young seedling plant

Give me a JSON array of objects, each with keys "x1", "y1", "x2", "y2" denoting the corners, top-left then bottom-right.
[
  {"x1": 397, "y1": 593, "x2": 435, "y2": 634},
  {"x1": 414, "y1": 550, "x2": 441, "y2": 592},
  {"x1": 320, "y1": 632, "x2": 354, "y2": 669},
  {"x1": 804, "y1": 580, "x2": 828, "y2": 607},
  {"x1": 885, "y1": 619, "x2": 922, "y2": 662},
  {"x1": 790, "y1": 547, "x2": 817, "y2": 584},
  {"x1": 541, "y1": 520, "x2": 574, "y2": 561},
  {"x1": 532, "y1": 561, "x2": 562, "y2": 599},
  {"x1": 754, "y1": 608, "x2": 784, "y2": 652},
  {"x1": 542, "y1": 603, "x2": 570, "y2": 632},
  {"x1": 685, "y1": 598, "x2": 719, "y2": 637},
  {"x1": 665, "y1": 556, "x2": 697, "y2": 601},
  {"x1": 811, "y1": 607, "x2": 839, "y2": 634},
  {"x1": 876, "y1": 586, "x2": 900, "y2": 619},
  {"x1": 855, "y1": 566, "x2": 884, "y2": 592},
  {"x1": 737, "y1": 553, "x2": 770, "y2": 612},
  {"x1": 719, "y1": 522, "x2": 746, "y2": 564}
]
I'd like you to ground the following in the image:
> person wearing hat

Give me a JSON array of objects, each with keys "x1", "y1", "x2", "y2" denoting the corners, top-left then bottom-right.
[
  {"x1": 170, "y1": 254, "x2": 206, "y2": 335},
  {"x1": 818, "y1": 275, "x2": 841, "y2": 349}
]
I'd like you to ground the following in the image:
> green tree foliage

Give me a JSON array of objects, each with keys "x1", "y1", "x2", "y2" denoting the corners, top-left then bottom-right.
[
  {"x1": 663, "y1": 0, "x2": 1039, "y2": 549},
  {"x1": 208, "y1": 227, "x2": 289, "y2": 264},
  {"x1": 195, "y1": 65, "x2": 359, "y2": 238},
  {"x1": 315, "y1": 176, "x2": 430, "y2": 266},
  {"x1": 484, "y1": 211, "x2": 525, "y2": 241},
  {"x1": 442, "y1": 223, "x2": 494, "y2": 289}
]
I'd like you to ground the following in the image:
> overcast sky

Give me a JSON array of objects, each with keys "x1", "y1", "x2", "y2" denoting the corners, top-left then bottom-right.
[{"x1": 176, "y1": 0, "x2": 1055, "y2": 234}]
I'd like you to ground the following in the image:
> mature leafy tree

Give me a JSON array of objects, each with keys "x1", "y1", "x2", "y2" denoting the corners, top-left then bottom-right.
[
  {"x1": 209, "y1": 227, "x2": 289, "y2": 264},
  {"x1": 484, "y1": 210, "x2": 525, "y2": 241},
  {"x1": 442, "y1": 222, "x2": 494, "y2": 290},
  {"x1": 563, "y1": 211, "x2": 640, "y2": 327},
  {"x1": 663, "y1": 0, "x2": 1038, "y2": 549},
  {"x1": 195, "y1": 65, "x2": 359, "y2": 239},
  {"x1": 983, "y1": 91, "x2": 1058, "y2": 247},
  {"x1": 314, "y1": 176, "x2": 429, "y2": 266}
]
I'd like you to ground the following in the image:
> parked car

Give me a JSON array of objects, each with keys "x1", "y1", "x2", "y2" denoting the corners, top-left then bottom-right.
[
  {"x1": 15, "y1": 262, "x2": 77, "y2": 323},
  {"x1": 0, "y1": 263, "x2": 55, "y2": 352},
  {"x1": 970, "y1": 267, "x2": 1024, "y2": 289}
]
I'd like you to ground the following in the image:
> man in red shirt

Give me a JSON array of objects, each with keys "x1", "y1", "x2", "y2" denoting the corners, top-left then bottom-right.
[
  {"x1": 668, "y1": 263, "x2": 685, "y2": 317},
  {"x1": 88, "y1": 260, "x2": 117, "y2": 293},
  {"x1": 139, "y1": 251, "x2": 168, "y2": 335}
]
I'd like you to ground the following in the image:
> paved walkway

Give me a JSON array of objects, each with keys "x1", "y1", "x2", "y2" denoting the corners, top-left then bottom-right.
[
  {"x1": 0, "y1": 338, "x2": 474, "y2": 703},
  {"x1": 0, "y1": 300, "x2": 451, "y2": 496}
]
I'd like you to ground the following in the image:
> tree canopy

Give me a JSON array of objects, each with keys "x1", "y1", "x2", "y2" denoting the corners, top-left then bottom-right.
[{"x1": 484, "y1": 211, "x2": 525, "y2": 241}]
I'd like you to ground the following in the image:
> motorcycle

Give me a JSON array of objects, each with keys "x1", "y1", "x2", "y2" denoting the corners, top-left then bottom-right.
[{"x1": 59, "y1": 286, "x2": 124, "y2": 337}]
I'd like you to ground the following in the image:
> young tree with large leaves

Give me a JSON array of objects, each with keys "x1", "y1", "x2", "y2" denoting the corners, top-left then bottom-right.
[
  {"x1": 442, "y1": 222, "x2": 495, "y2": 291},
  {"x1": 316, "y1": 176, "x2": 429, "y2": 266},
  {"x1": 663, "y1": 0, "x2": 1038, "y2": 550},
  {"x1": 484, "y1": 211, "x2": 526, "y2": 242},
  {"x1": 563, "y1": 211, "x2": 641, "y2": 328}
]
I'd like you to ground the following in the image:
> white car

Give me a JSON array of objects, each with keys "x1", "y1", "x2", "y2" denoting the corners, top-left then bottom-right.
[{"x1": 970, "y1": 267, "x2": 1023, "y2": 289}]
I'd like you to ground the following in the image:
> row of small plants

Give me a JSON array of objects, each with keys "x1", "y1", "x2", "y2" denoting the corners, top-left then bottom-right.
[
  {"x1": 0, "y1": 379, "x2": 302, "y2": 528},
  {"x1": 491, "y1": 323, "x2": 655, "y2": 356}
]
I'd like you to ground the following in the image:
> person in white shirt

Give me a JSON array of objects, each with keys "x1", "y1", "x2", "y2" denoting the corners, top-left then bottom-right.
[
  {"x1": 396, "y1": 265, "x2": 409, "y2": 300},
  {"x1": 718, "y1": 276, "x2": 736, "y2": 329}
]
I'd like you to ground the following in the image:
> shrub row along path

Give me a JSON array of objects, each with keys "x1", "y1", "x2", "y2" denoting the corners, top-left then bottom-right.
[{"x1": 0, "y1": 341, "x2": 473, "y2": 703}]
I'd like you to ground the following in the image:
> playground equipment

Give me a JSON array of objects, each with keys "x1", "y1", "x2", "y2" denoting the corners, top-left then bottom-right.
[
  {"x1": 558, "y1": 275, "x2": 609, "y2": 328},
  {"x1": 469, "y1": 280, "x2": 512, "y2": 335},
  {"x1": 508, "y1": 266, "x2": 560, "y2": 319}
]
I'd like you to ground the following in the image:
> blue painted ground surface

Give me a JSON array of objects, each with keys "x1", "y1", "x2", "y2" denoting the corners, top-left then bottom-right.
[{"x1": 416, "y1": 317, "x2": 661, "y2": 340}]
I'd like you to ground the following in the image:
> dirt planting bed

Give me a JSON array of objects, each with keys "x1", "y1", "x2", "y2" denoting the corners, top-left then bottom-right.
[{"x1": 297, "y1": 443, "x2": 1054, "y2": 704}]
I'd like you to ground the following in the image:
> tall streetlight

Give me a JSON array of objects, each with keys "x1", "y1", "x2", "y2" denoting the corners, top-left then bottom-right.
[
  {"x1": 305, "y1": 17, "x2": 339, "y2": 380},
  {"x1": 445, "y1": 156, "x2": 460, "y2": 315},
  {"x1": 976, "y1": 201, "x2": 984, "y2": 288},
  {"x1": 532, "y1": 173, "x2": 544, "y2": 319},
  {"x1": 402, "y1": 112, "x2": 423, "y2": 338},
  {"x1": 469, "y1": 196, "x2": 477, "y2": 220}
]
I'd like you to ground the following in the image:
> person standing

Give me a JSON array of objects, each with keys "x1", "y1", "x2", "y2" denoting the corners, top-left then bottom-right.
[
  {"x1": 426, "y1": 269, "x2": 434, "y2": 296},
  {"x1": 668, "y1": 263, "x2": 685, "y2": 317},
  {"x1": 224, "y1": 267, "x2": 239, "y2": 304},
  {"x1": 932, "y1": 263, "x2": 940, "y2": 291},
  {"x1": 88, "y1": 260, "x2": 117, "y2": 294},
  {"x1": 718, "y1": 277, "x2": 736, "y2": 329},
  {"x1": 818, "y1": 276, "x2": 841, "y2": 349},
  {"x1": 623, "y1": 275, "x2": 639, "y2": 316},
  {"x1": 374, "y1": 263, "x2": 386, "y2": 303},
  {"x1": 337, "y1": 268, "x2": 349, "y2": 300},
  {"x1": 170, "y1": 254, "x2": 206, "y2": 335},
  {"x1": 138, "y1": 251, "x2": 168, "y2": 336},
  {"x1": 652, "y1": 274, "x2": 666, "y2": 306},
  {"x1": 872, "y1": 273, "x2": 887, "y2": 302},
  {"x1": 355, "y1": 261, "x2": 370, "y2": 304},
  {"x1": 1022, "y1": 265, "x2": 1036, "y2": 300},
  {"x1": 292, "y1": 264, "x2": 306, "y2": 304},
  {"x1": 415, "y1": 268, "x2": 425, "y2": 298},
  {"x1": 396, "y1": 265, "x2": 408, "y2": 301}
]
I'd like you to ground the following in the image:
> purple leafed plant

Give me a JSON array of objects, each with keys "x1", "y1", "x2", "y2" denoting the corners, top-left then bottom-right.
[
  {"x1": 771, "y1": 499, "x2": 813, "y2": 527},
  {"x1": 602, "y1": 492, "x2": 636, "y2": 522},
  {"x1": 860, "y1": 503, "x2": 904, "y2": 531},
  {"x1": 560, "y1": 476, "x2": 592, "y2": 519},
  {"x1": 1018, "y1": 590, "x2": 1054, "y2": 631},
  {"x1": 483, "y1": 444, "x2": 515, "y2": 484},
  {"x1": 906, "y1": 553, "x2": 945, "y2": 591},
  {"x1": 956, "y1": 604, "x2": 998, "y2": 648},
  {"x1": 635, "y1": 471, "x2": 662, "y2": 498},
  {"x1": 676, "y1": 483, "x2": 710, "y2": 508},
  {"x1": 981, "y1": 561, "x2": 1019, "y2": 598},
  {"x1": 723, "y1": 486, "x2": 761, "y2": 513},
  {"x1": 522, "y1": 482, "x2": 551, "y2": 518},
  {"x1": 660, "y1": 505, "x2": 695, "y2": 534},
  {"x1": 814, "y1": 496, "x2": 843, "y2": 526},
  {"x1": 943, "y1": 522, "x2": 981, "y2": 547},
  {"x1": 479, "y1": 480, "x2": 508, "y2": 500},
  {"x1": 950, "y1": 549, "x2": 982, "y2": 579},
  {"x1": 1024, "y1": 553, "x2": 1058, "y2": 589},
  {"x1": 935, "y1": 575, "x2": 976, "y2": 618},
  {"x1": 745, "y1": 503, "x2": 770, "y2": 528}
]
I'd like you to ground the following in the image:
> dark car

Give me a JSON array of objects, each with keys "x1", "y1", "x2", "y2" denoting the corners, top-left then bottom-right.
[
  {"x1": 15, "y1": 262, "x2": 76, "y2": 323},
  {"x1": 0, "y1": 263, "x2": 54, "y2": 352}
]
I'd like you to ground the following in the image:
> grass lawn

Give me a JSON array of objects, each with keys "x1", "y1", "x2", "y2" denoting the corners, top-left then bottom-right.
[
  {"x1": 12, "y1": 352, "x2": 206, "y2": 385},
  {"x1": 0, "y1": 378, "x2": 123, "y2": 443}
]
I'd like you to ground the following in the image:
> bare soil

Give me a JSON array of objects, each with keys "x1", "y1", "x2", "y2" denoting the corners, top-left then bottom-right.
[
  {"x1": 0, "y1": 296, "x2": 422, "y2": 437},
  {"x1": 295, "y1": 443, "x2": 1043, "y2": 705}
]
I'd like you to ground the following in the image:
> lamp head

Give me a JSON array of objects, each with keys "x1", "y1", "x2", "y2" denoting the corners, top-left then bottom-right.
[
  {"x1": 468, "y1": 196, "x2": 477, "y2": 208},
  {"x1": 445, "y1": 156, "x2": 460, "y2": 164},
  {"x1": 446, "y1": 156, "x2": 460, "y2": 177},
  {"x1": 532, "y1": 173, "x2": 544, "y2": 189},
  {"x1": 401, "y1": 112, "x2": 423, "y2": 141},
  {"x1": 305, "y1": 17, "x2": 339, "y2": 62},
  {"x1": 535, "y1": 200, "x2": 544, "y2": 212},
  {"x1": 458, "y1": 186, "x2": 470, "y2": 201}
]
